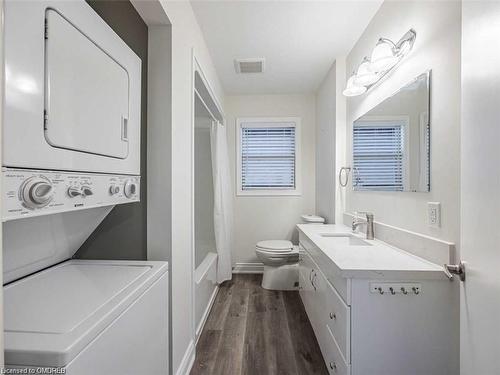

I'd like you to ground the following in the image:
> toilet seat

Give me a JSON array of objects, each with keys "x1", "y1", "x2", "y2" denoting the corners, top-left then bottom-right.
[
  {"x1": 256, "y1": 240, "x2": 294, "y2": 253},
  {"x1": 256, "y1": 248, "x2": 299, "y2": 258}
]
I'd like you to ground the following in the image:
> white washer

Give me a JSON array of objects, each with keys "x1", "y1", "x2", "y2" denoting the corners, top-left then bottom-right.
[{"x1": 4, "y1": 260, "x2": 168, "y2": 374}]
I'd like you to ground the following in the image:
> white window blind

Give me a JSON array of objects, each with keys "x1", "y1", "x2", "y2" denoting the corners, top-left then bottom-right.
[
  {"x1": 240, "y1": 124, "x2": 296, "y2": 190},
  {"x1": 353, "y1": 122, "x2": 405, "y2": 191}
]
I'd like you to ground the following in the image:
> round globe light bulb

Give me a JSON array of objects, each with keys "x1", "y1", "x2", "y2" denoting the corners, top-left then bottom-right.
[
  {"x1": 353, "y1": 61, "x2": 379, "y2": 86},
  {"x1": 370, "y1": 40, "x2": 399, "y2": 73},
  {"x1": 343, "y1": 76, "x2": 367, "y2": 97}
]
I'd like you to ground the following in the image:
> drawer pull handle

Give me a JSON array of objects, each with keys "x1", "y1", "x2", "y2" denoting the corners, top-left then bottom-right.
[
  {"x1": 401, "y1": 287, "x2": 408, "y2": 295},
  {"x1": 311, "y1": 273, "x2": 317, "y2": 291},
  {"x1": 329, "y1": 312, "x2": 337, "y2": 320},
  {"x1": 377, "y1": 287, "x2": 384, "y2": 295},
  {"x1": 329, "y1": 361, "x2": 337, "y2": 371},
  {"x1": 389, "y1": 287, "x2": 396, "y2": 295}
]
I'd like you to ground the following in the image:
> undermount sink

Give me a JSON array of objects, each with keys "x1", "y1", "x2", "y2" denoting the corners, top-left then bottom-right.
[{"x1": 319, "y1": 233, "x2": 372, "y2": 246}]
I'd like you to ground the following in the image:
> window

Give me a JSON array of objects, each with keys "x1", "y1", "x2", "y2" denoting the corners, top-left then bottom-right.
[
  {"x1": 353, "y1": 118, "x2": 408, "y2": 191},
  {"x1": 237, "y1": 118, "x2": 301, "y2": 195}
]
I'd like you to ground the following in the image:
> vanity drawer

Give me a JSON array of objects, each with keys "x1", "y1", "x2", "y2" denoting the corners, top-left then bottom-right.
[
  {"x1": 299, "y1": 235, "x2": 351, "y2": 304},
  {"x1": 324, "y1": 277, "x2": 351, "y2": 362},
  {"x1": 298, "y1": 244, "x2": 315, "y2": 292},
  {"x1": 323, "y1": 326, "x2": 350, "y2": 375},
  {"x1": 299, "y1": 246, "x2": 317, "y2": 323},
  {"x1": 324, "y1": 269, "x2": 350, "y2": 305}
]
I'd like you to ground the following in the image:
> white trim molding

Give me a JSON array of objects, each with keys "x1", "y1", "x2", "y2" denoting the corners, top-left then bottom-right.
[
  {"x1": 195, "y1": 286, "x2": 219, "y2": 343},
  {"x1": 175, "y1": 339, "x2": 196, "y2": 375},
  {"x1": 232, "y1": 262, "x2": 265, "y2": 274}
]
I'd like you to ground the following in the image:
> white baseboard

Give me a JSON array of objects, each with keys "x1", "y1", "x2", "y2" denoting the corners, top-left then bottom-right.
[
  {"x1": 175, "y1": 339, "x2": 195, "y2": 375},
  {"x1": 195, "y1": 285, "x2": 219, "y2": 344},
  {"x1": 232, "y1": 262, "x2": 264, "y2": 274}
]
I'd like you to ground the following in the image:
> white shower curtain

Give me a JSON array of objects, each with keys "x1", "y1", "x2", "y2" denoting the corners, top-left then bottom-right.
[{"x1": 210, "y1": 121, "x2": 233, "y2": 283}]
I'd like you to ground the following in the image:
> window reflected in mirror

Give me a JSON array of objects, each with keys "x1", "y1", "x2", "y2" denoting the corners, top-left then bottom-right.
[{"x1": 352, "y1": 71, "x2": 430, "y2": 192}]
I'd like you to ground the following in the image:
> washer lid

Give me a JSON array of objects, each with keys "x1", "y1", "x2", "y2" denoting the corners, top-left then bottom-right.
[
  {"x1": 4, "y1": 259, "x2": 168, "y2": 367},
  {"x1": 256, "y1": 240, "x2": 294, "y2": 252},
  {"x1": 301, "y1": 214, "x2": 325, "y2": 223}
]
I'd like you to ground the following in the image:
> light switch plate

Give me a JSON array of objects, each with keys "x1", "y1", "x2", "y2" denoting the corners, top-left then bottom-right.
[{"x1": 428, "y1": 202, "x2": 441, "y2": 227}]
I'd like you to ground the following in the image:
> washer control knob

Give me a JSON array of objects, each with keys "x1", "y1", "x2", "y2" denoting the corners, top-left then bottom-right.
[
  {"x1": 109, "y1": 185, "x2": 120, "y2": 195},
  {"x1": 123, "y1": 180, "x2": 138, "y2": 198},
  {"x1": 81, "y1": 186, "x2": 93, "y2": 197},
  {"x1": 67, "y1": 186, "x2": 82, "y2": 198},
  {"x1": 20, "y1": 176, "x2": 54, "y2": 209}
]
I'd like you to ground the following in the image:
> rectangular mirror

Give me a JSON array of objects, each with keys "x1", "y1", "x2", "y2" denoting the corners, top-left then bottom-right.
[{"x1": 352, "y1": 71, "x2": 430, "y2": 192}]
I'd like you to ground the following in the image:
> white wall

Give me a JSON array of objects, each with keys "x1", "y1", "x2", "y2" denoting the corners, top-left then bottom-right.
[
  {"x1": 146, "y1": 23, "x2": 172, "y2": 280},
  {"x1": 314, "y1": 57, "x2": 347, "y2": 225},
  {"x1": 158, "y1": 1, "x2": 224, "y2": 374},
  {"x1": 226, "y1": 94, "x2": 316, "y2": 266},
  {"x1": 315, "y1": 62, "x2": 336, "y2": 223},
  {"x1": 335, "y1": 58, "x2": 347, "y2": 224},
  {"x1": 343, "y1": 1, "x2": 461, "y2": 246}
]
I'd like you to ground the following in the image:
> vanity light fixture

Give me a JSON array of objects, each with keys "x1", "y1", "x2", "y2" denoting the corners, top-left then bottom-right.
[
  {"x1": 343, "y1": 76, "x2": 367, "y2": 97},
  {"x1": 370, "y1": 39, "x2": 400, "y2": 72},
  {"x1": 353, "y1": 58, "x2": 380, "y2": 86},
  {"x1": 343, "y1": 29, "x2": 417, "y2": 97}
]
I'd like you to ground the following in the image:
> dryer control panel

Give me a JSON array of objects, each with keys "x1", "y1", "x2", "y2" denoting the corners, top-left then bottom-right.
[{"x1": 2, "y1": 168, "x2": 140, "y2": 221}]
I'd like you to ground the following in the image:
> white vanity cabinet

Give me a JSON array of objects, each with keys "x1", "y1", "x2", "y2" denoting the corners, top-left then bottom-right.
[
  {"x1": 298, "y1": 227, "x2": 459, "y2": 375},
  {"x1": 299, "y1": 244, "x2": 351, "y2": 375}
]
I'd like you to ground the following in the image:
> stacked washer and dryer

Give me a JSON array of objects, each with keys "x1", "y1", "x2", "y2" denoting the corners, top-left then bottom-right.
[{"x1": 2, "y1": 1, "x2": 168, "y2": 374}]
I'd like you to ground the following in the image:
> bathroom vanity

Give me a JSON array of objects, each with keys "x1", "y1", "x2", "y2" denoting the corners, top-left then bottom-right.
[{"x1": 297, "y1": 224, "x2": 458, "y2": 375}]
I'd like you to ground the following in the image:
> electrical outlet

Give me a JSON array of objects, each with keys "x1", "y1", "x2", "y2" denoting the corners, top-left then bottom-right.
[{"x1": 428, "y1": 202, "x2": 441, "y2": 227}]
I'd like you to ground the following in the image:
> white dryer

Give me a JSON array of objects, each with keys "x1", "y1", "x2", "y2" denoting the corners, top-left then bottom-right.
[
  {"x1": 2, "y1": 0, "x2": 142, "y2": 221},
  {"x1": 4, "y1": 0, "x2": 141, "y2": 175}
]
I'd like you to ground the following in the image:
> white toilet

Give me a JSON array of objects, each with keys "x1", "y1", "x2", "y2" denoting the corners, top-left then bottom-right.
[{"x1": 256, "y1": 214, "x2": 325, "y2": 290}]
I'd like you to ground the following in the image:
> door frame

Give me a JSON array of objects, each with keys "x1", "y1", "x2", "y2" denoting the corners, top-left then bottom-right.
[{"x1": 190, "y1": 51, "x2": 225, "y2": 344}]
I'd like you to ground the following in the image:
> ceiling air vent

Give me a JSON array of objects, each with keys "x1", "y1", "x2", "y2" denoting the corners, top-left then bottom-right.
[{"x1": 234, "y1": 58, "x2": 265, "y2": 74}]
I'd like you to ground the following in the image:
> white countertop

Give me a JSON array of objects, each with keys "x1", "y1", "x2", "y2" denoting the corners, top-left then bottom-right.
[{"x1": 297, "y1": 224, "x2": 446, "y2": 280}]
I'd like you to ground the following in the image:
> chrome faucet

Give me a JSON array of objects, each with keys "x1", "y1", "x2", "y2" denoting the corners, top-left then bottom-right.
[{"x1": 351, "y1": 211, "x2": 374, "y2": 240}]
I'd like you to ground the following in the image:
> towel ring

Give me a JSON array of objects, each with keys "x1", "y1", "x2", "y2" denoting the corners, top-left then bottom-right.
[
  {"x1": 338, "y1": 167, "x2": 351, "y2": 187},
  {"x1": 352, "y1": 167, "x2": 360, "y2": 187}
]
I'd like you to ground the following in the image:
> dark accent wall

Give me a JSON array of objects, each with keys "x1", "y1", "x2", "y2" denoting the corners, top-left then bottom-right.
[{"x1": 75, "y1": 0, "x2": 148, "y2": 260}]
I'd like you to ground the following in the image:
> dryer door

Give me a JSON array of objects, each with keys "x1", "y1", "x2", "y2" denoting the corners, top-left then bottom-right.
[{"x1": 44, "y1": 9, "x2": 129, "y2": 159}]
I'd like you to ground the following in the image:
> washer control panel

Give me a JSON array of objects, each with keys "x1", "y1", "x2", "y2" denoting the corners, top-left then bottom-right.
[{"x1": 2, "y1": 168, "x2": 140, "y2": 221}]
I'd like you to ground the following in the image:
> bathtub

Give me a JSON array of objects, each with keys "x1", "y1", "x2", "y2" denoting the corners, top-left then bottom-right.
[{"x1": 194, "y1": 252, "x2": 218, "y2": 338}]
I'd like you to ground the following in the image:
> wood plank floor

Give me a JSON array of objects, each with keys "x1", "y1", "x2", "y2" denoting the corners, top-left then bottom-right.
[{"x1": 191, "y1": 274, "x2": 328, "y2": 375}]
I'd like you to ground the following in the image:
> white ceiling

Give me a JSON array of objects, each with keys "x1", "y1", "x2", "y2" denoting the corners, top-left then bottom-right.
[{"x1": 191, "y1": 0, "x2": 383, "y2": 95}]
